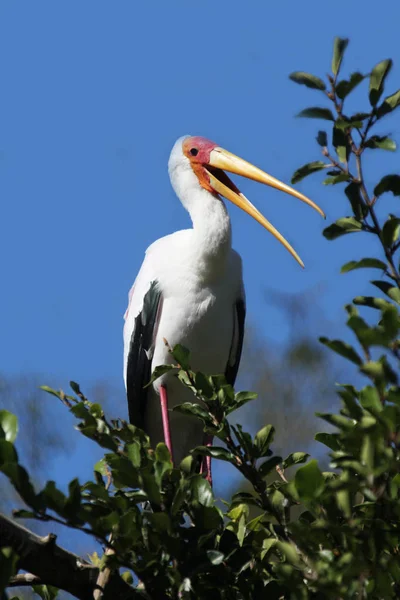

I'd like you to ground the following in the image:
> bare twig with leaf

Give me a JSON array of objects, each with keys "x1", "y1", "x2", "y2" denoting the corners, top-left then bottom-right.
[{"x1": 290, "y1": 37, "x2": 400, "y2": 293}]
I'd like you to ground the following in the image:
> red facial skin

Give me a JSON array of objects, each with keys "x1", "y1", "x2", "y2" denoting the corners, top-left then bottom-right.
[{"x1": 182, "y1": 136, "x2": 219, "y2": 192}]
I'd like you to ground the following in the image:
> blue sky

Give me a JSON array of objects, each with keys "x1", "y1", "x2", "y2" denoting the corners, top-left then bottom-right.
[{"x1": 1, "y1": 1, "x2": 400, "y2": 511}]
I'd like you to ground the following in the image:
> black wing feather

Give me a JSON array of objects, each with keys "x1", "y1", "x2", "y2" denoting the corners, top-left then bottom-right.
[
  {"x1": 126, "y1": 281, "x2": 163, "y2": 429},
  {"x1": 225, "y1": 298, "x2": 246, "y2": 386}
]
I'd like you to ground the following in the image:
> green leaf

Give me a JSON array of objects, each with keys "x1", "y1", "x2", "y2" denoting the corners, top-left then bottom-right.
[
  {"x1": 341, "y1": 258, "x2": 387, "y2": 273},
  {"x1": 276, "y1": 541, "x2": 301, "y2": 566},
  {"x1": 155, "y1": 442, "x2": 172, "y2": 465},
  {"x1": 334, "y1": 118, "x2": 355, "y2": 131},
  {"x1": 315, "y1": 432, "x2": 340, "y2": 451},
  {"x1": 2, "y1": 461, "x2": 39, "y2": 509},
  {"x1": 171, "y1": 480, "x2": 187, "y2": 515},
  {"x1": 282, "y1": 452, "x2": 309, "y2": 469},
  {"x1": 89, "y1": 403, "x2": 103, "y2": 418},
  {"x1": 289, "y1": 71, "x2": 326, "y2": 90},
  {"x1": 227, "y1": 502, "x2": 248, "y2": 523},
  {"x1": 230, "y1": 492, "x2": 260, "y2": 508},
  {"x1": 336, "y1": 489, "x2": 351, "y2": 518},
  {"x1": 316, "y1": 131, "x2": 328, "y2": 146},
  {"x1": 382, "y1": 216, "x2": 400, "y2": 247},
  {"x1": 323, "y1": 217, "x2": 363, "y2": 240},
  {"x1": 347, "y1": 313, "x2": 392, "y2": 347},
  {"x1": 191, "y1": 475, "x2": 213, "y2": 507},
  {"x1": 70, "y1": 381, "x2": 84, "y2": 397},
  {"x1": 0, "y1": 440, "x2": 18, "y2": 466},
  {"x1": 364, "y1": 135, "x2": 396, "y2": 151},
  {"x1": 349, "y1": 112, "x2": 371, "y2": 122},
  {"x1": 336, "y1": 72, "x2": 364, "y2": 99},
  {"x1": 0, "y1": 547, "x2": 19, "y2": 595},
  {"x1": 172, "y1": 344, "x2": 191, "y2": 369},
  {"x1": 206, "y1": 550, "x2": 225, "y2": 565},
  {"x1": 140, "y1": 466, "x2": 161, "y2": 505},
  {"x1": 337, "y1": 146, "x2": 347, "y2": 164},
  {"x1": 64, "y1": 478, "x2": 82, "y2": 520},
  {"x1": 194, "y1": 372, "x2": 214, "y2": 398},
  {"x1": 233, "y1": 390, "x2": 258, "y2": 409},
  {"x1": 121, "y1": 572, "x2": 133, "y2": 585},
  {"x1": 42, "y1": 481, "x2": 66, "y2": 513},
  {"x1": 332, "y1": 126, "x2": 348, "y2": 163},
  {"x1": 322, "y1": 173, "x2": 350, "y2": 185},
  {"x1": 254, "y1": 424, "x2": 275, "y2": 457},
  {"x1": 39, "y1": 385, "x2": 63, "y2": 399},
  {"x1": 316, "y1": 413, "x2": 354, "y2": 430},
  {"x1": 338, "y1": 386, "x2": 363, "y2": 419},
  {"x1": 361, "y1": 358, "x2": 398, "y2": 384},
  {"x1": 374, "y1": 175, "x2": 400, "y2": 198},
  {"x1": 32, "y1": 585, "x2": 59, "y2": 600},
  {"x1": 12, "y1": 509, "x2": 37, "y2": 519},
  {"x1": 193, "y1": 445, "x2": 235, "y2": 463},
  {"x1": 332, "y1": 37, "x2": 349, "y2": 76},
  {"x1": 377, "y1": 89, "x2": 400, "y2": 118},
  {"x1": 258, "y1": 456, "x2": 282, "y2": 478},
  {"x1": 0, "y1": 411, "x2": 18, "y2": 443},
  {"x1": 291, "y1": 161, "x2": 327, "y2": 184},
  {"x1": 353, "y1": 296, "x2": 392, "y2": 310},
  {"x1": 145, "y1": 364, "x2": 176, "y2": 387},
  {"x1": 295, "y1": 459, "x2": 324, "y2": 501},
  {"x1": 369, "y1": 59, "x2": 392, "y2": 106},
  {"x1": 381, "y1": 305, "x2": 400, "y2": 338},
  {"x1": 173, "y1": 402, "x2": 212, "y2": 424},
  {"x1": 232, "y1": 424, "x2": 254, "y2": 459},
  {"x1": 371, "y1": 280, "x2": 400, "y2": 304},
  {"x1": 127, "y1": 441, "x2": 141, "y2": 468},
  {"x1": 359, "y1": 386, "x2": 382, "y2": 413},
  {"x1": 319, "y1": 337, "x2": 362, "y2": 365},
  {"x1": 345, "y1": 183, "x2": 367, "y2": 220},
  {"x1": 297, "y1": 107, "x2": 335, "y2": 121},
  {"x1": 147, "y1": 512, "x2": 171, "y2": 533}
]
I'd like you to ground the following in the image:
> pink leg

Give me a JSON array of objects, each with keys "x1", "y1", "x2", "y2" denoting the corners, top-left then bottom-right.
[
  {"x1": 200, "y1": 434, "x2": 213, "y2": 486},
  {"x1": 160, "y1": 385, "x2": 173, "y2": 462}
]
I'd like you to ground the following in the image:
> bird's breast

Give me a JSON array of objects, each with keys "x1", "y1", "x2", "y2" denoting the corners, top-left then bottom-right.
[{"x1": 151, "y1": 282, "x2": 234, "y2": 391}]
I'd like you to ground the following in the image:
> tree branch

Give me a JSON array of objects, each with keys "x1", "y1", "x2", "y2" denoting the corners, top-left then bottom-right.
[
  {"x1": 9, "y1": 573, "x2": 42, "y2": 587},
  {"x1": 0, "y1": 513, "x2": 139, "y2": 600}
]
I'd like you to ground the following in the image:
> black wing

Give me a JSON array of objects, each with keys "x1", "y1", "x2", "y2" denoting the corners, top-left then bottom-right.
[
  {"x1": 126, "y1": 281, "x2": 163, "y2": 429},
  {"x1": 225, "y1": 298, "x2": 246, "y2": 386}
]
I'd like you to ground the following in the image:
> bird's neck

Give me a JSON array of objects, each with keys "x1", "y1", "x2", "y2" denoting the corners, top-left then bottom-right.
[
  {"x1": 170, "y1": 165, "x2": 232, "y2": 279},
  {"x1": 184, "y1": 189, "x2": 232, "y2": 282},
  {"x1": 190, "y1": 190, "x2": 232, "y2": 259}
]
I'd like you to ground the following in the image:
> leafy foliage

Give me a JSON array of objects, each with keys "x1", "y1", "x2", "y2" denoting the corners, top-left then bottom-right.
[{"x1": 2, "y1": 37, "x2": 400, "y2": 599}]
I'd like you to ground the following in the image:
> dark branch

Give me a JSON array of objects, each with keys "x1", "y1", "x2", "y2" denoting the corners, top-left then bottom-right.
[
  {"x1": 9, "y1": 573, "x2": 42, "y2": 587},
  {"x1": 0, "y1": 513, "x2": 139, "y2": 600}
]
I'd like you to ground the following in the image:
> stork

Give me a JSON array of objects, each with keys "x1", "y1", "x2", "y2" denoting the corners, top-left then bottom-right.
[{"x1": 123, "y1": 135, "x2": 324, "y2": 482}]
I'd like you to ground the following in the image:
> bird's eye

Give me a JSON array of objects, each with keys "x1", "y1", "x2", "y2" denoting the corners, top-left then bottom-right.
[{"x1": 190, "y1": 148, "x2": 199, "y2": 156}]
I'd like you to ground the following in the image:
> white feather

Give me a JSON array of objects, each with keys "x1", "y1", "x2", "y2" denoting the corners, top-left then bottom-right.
[{"x1": 123, "y1": 136, "x2": 245, "y2": 464}]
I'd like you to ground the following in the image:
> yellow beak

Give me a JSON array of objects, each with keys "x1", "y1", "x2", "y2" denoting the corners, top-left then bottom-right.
[{"x1": 207, "y1": 147, "x2": 325, "y2": 268}]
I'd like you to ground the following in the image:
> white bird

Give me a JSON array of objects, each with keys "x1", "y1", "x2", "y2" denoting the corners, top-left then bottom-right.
[{"x1": 123, "y1": 135, "x2": 324, "y2": 480}]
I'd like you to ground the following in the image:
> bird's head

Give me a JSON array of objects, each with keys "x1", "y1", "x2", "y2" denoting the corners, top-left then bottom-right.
[{"x1": 169, "y1": 135, "x2": 325, "y2": 267}]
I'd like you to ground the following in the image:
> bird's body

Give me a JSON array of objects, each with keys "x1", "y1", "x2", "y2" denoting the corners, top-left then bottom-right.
[
  {"x1": 124, "y1": 138, "x2": 245, "y2": 463},
  {"x1": 123, "y1": 135, "x2": 323, "y2": 472}
]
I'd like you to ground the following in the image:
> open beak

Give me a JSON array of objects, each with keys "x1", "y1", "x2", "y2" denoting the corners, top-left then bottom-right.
[{"x1": 207, "y1": 147, "x2": 325, "y2": 268}]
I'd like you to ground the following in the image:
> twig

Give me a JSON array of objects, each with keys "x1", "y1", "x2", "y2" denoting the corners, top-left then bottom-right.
[
  {"x1": 326, "y1": 75, "x2": 400, "y2": 288},
  {"x1": 354, "y1": 152, "x2": 400, "y2": 287},
  {"x1": 93, "y1": 546, "x2": 115, "y2": 600},
  {"x1": 276, "y1": 464, "x2": 288, "y2": 483},
  {"x1": 9, "y1": 573, "x2": 42, "y2": 587}
]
